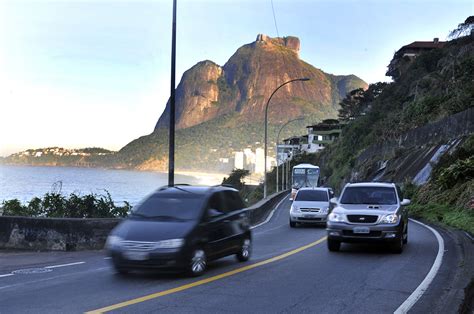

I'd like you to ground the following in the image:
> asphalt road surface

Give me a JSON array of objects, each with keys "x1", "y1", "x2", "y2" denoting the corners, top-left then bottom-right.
[{"x1": 0, "y1": 196, "x2": 461, "y2": 313}]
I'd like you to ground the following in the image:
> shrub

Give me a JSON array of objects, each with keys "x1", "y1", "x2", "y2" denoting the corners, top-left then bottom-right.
[{"x1": 1, "y1": 191, "x2": 130, "y2": 218}]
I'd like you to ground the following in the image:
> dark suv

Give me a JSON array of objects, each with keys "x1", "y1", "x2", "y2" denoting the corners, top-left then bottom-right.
[
  {"x1": 326, "y1": 182, "x2": 410, "y2": 253},
  {"x1": 106, "y1": 185, "x2": 252, "y2": 276}
]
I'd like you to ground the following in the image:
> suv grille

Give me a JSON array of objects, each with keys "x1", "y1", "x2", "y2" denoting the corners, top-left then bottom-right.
[
  {"x1": 347, "y1": 215, "x2": 378, "y2": 224},
  {"x1": 121, "y1": 241, "x2": 156, "y2": 251}
]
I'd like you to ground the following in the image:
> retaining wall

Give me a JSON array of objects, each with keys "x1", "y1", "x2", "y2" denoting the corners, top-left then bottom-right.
[{"x1": 0, "y1": 191, "x2": 288, "y2": 251}]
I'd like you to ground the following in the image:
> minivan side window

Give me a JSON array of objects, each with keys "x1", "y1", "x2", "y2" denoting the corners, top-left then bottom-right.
[
  {"x1": 222, "y1": 191, "x2": 245, "y2": 212},
  {"x1": 207, "y1": 193, "x2": 226, "y2": 217}
]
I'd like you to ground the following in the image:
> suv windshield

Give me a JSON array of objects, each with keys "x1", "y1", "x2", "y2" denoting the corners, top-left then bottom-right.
[
  {"x1": 295, "y1": 190, "x2": 328, "y2": 202},
  {"x1": 340, "y1": 187, "x2": 397, "y2": 205},
  {"x1": 132, "y1": 193, "x2": 205, "y2": 220}
]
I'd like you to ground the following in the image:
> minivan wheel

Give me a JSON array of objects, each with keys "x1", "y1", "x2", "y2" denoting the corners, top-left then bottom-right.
[
  {"x1": 114, "y1": 265, "x2": 129, "y2": 275},
  {"x1": 236, "y1": 238, "x2": 252, "y2": 262},
  {"x1": 188, "y1": 248, "x2": 207, "y2": 277},
  {"x1": 391, "y1": 235, "x2": 404, "y2": 254},
  {"x1": 327, "y1": 239, "x2": 341, "y2": 252},
  {"x1": 289, "y1": 220, "x2": 297, "y2": 228}
]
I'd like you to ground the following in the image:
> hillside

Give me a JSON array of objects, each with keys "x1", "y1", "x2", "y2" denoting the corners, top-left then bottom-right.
[{"x1": 290, "y1": 33, "x2": 473, "y2": 230}]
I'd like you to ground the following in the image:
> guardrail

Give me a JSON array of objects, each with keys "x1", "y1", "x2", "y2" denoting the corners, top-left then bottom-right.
[{"x1": 0, "y1": 191, "x2": 289, "y2": 251}]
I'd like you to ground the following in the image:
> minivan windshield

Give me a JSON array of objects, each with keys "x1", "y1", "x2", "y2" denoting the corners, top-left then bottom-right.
[
  {"x1": 295, "y1": 190, "x2": 328, "y2": 202},
  {"x1": 132, "y1": 193, "x2": 205, "y2": 220},
  {"x1": 340, "y1": 187, "x2": 397, "y2": 205}
]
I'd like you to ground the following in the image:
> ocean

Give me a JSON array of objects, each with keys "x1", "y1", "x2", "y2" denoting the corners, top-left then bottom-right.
[{"x1": 0, "y1": 165, "x2": 215, "y2": 206}]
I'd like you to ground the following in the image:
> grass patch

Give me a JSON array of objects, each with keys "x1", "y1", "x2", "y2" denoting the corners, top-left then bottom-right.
[{"x1": 409, "y1": 203, "x2": 474, "y2": 234}]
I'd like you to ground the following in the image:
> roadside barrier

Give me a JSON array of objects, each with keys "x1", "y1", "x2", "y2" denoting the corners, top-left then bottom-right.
[{"x1": 0, "y1": 191, "x2": 289, "y2": 251}]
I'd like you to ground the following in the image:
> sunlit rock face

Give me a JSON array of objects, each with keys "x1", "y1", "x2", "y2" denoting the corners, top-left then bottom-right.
[{"x1": 155, "y1": 35, "x2": 367, "y2": 130}]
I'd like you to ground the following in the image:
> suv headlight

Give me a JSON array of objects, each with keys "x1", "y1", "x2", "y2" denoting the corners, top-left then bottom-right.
[
  {"x1": 328, "y1": 213, "x2": 345, "y2": 222},
  {"x1": 105, "y1": 235, "x2": 122, "y2": 249},
  {"x1": 155, "y1": 239, "x2": 184, "y2": 249},
  {"x1": 381, "y1": 214, "x2": 399, "y2": 224}
]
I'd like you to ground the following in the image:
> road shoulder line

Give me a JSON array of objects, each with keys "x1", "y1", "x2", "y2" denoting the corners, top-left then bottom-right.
[
  {"x1": 251, "y1": 193, "x2": 288, "y2": 229},
  {"x1": 394, "y1": 218, "x2": 445, "y2": 313}
]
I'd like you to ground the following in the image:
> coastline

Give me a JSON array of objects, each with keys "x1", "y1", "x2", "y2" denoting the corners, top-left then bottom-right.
[{"x1": 175, "y1": 170, "x2": 227, "y2": 185}]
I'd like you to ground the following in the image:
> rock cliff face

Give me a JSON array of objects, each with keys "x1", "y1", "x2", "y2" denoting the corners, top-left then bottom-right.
[{"x1": 155, "y1": 34, "x2": 367, "y2": 130}]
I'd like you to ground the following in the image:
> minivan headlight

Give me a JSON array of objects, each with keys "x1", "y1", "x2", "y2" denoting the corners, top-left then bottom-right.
[
  {"x1": 155, "y1": 239, "x2": 185, "y2": 249},
  {"x1": 328, "y1": 213, "x2": 345, "y2": 222},
  {"x1": 291, "y1": 204, "x2": 299, "y2": 212},
  {"x1": 105, "y1": 235, "x2": 122, "y2": 249},
  {"x1": 381, "y1": 214, "x2": 399, "y2": 224}
]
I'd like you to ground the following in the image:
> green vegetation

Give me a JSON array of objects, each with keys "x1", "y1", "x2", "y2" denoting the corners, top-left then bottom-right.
[
  {"x1": 1, "y1": 191, "x2": 130, "y2": 218},
  {"x1": 404, "y1": 136, "x2": 473, "y2": 234}
]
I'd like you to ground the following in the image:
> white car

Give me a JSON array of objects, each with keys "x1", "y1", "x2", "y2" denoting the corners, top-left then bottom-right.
[{"x1": 289, "y1": 187, "x2": 331, "y2": 227}]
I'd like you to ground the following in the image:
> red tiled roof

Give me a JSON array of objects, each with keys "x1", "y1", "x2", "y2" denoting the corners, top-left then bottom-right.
[{"x1": 401, "y1": 41, "x2": 446, "y2": 50}]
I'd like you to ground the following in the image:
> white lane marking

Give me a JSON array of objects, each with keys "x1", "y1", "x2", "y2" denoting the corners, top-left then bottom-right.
[
  {"x1": 44, "y1": 261, "x2": 85, "y2": 269},
  {"x1": 104, "y1": 257, "x2": 112, "y2": 260},
  {"x1": 251, "y1": 194, "x2": 288, "y2": 229},
  {"x1": 0, "y1": 267, "x2": 109, "y2": 291},
  {"x1": 0, "y1": 274, "x2": 14, "y2": 278},
  {"x1": 464, "y1": 231, "x2": 474, "y2": 241},
  {"x1": 394, "y1": 218, "x2": 445, "y2": 314}
]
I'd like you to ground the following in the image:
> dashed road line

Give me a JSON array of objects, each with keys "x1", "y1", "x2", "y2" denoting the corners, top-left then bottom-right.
[{"x1": 45, "y1": 261, "x2": 85, "y2": 269}]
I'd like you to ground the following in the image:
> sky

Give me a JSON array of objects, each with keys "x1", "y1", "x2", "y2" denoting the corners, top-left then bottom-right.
[{"x1": 0, "y1": 0, "x2": 472, "y2": 156}]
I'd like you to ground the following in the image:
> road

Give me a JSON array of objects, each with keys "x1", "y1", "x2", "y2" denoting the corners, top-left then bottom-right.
[{"x1": 0, "y1": 196, "x2": 463, "y2": 313}]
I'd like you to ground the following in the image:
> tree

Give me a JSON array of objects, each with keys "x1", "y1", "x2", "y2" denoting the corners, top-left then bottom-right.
[
  {"x1": 338, "y1": 88, "x2": 365, "y2": 121},
  {"x1": 449, "y1": 16, "x2": 474, "y2": 39},
  {"x1": 338, "y1": 83, "x2": 388, "y2": 122},
  {"x1": 222, "y1": 169, "x2": 250, "y2": 191}
]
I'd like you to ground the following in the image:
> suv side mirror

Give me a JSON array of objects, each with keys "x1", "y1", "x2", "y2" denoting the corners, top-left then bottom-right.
[
  {"x1": 401, "y1": 199, "x2": 411, "y2": 206},
  {"x1": 330, "y1": 197, "x2": 339, "y2": 205}
]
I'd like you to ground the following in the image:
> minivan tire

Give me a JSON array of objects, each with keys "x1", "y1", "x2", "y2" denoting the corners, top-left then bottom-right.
[
  {"x1": 187, "y1": 248, "x2": 207, "y2": 277},
  {"x1": 289, "y1": 220, "x2": 297, "y2": 228},
  {"x1": 236, "y1": 237, "x2": 252, "y2": 262},
  {"x1": 327, "y1": 239, "x2": 341, "y2": 252}
]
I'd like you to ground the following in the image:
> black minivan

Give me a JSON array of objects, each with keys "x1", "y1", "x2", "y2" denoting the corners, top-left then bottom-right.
[{"x1": 106, "y1": 185, "x2": 252, "y2": 276}]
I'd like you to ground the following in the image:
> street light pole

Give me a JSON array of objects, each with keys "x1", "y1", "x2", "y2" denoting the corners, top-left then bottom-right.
[
  {"x1": 276, "y1": 117, "x2": 304, "y2": 192},
  {"x1": 168, "y1": 0, "x2": 177, "y2": 187},
  {"x1": 264, "y1": 78, "x2": 310, "y2": 198}
]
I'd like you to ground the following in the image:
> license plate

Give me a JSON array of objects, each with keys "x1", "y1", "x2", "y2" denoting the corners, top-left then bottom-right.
[
  {"x1": 304, "y1": 214, "x2": 316, "y2": 218},
  {"x1": 123, "y1": 251, "x2": 149, "y2": 261},
  {"x1": 353, "y1": 227, "x2": 370, "y2": 234}
]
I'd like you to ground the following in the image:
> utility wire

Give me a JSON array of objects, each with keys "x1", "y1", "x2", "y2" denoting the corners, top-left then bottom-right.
[{"x1": 270, "y1": 0, "x2": 280, "y2": 38}]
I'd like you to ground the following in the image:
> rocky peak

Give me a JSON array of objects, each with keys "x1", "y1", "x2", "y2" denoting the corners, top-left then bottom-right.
[{"x1": 255, "y1": 34, "x2": 300, "y2": 54}]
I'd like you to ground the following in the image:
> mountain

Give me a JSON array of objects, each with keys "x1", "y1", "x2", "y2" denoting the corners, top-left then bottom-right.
[
  {"x1": 115, "y1": 35, "x2": 367, "y2": 172},
  {"x1": 155, "y1": 34, "x2": 367, "y2": 131},
  {"x1": 2, "y1": 35, "x2": 367, "y2": 172}
]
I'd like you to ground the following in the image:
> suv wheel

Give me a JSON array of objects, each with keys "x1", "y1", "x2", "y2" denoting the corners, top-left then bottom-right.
[
  {"x1": 391, "y1": 235, "x2": 404, "y2": 254},
  {"x1": 188, "y1": 248, "x2": 207, "y2": 277},
  {"x1": 327, "y1": 239, "x2": 341, "y2": 252},
  {"x1": 403, "y1": 225, "x2": 408, "y2": 244},
  {"x1": 236, "y1": 238, "x2": 252, "y2": 262}
]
